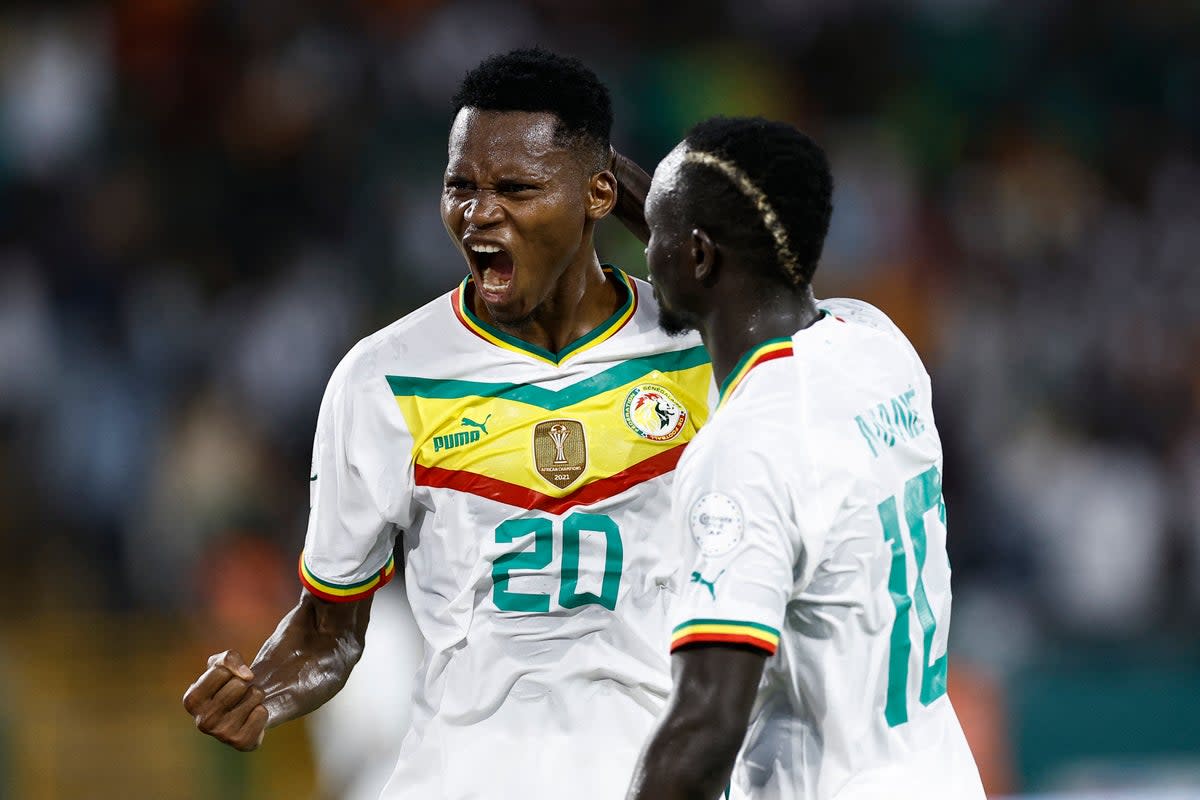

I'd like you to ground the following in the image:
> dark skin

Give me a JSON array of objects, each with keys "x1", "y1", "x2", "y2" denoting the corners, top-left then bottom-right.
[
  {"x1": 183, "y1": 109, "x2": 650, "y2": 751},
  {"x1": 183, "y1": 591, "x2": 371, "y2": 751},
  {"x1": 609, "y1": 148, "x2": 652, "y2": 245},
  {"x1": 626, "y1": 647, "x2": 766, "y2": 800},
  {"x1": 442, "y1": 108, "x2": 619, "y2": 353},
  {"x1": 625, "y1": 148, "x2": 821, "y2": 799},
  {"x1": 640, "y1": 147, "x2": 820, "y2": 392}
]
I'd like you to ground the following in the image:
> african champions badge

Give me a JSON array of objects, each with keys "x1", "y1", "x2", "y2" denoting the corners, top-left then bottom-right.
[{"x1": 533, "y1": 419, "x2": 587, "y2": 489}]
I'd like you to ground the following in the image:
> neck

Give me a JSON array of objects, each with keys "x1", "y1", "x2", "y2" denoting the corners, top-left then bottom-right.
[
  {"x1": 473, "y1": 246, "x2": 619, "y2": 356},
  {"x1": 699, "y1": 281, "x2": 819, "y2": 389}
]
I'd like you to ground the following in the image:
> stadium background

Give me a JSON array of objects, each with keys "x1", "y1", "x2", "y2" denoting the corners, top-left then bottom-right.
[{"x1": 0, "y1": 0, "x2": 1197, "y2": 797}]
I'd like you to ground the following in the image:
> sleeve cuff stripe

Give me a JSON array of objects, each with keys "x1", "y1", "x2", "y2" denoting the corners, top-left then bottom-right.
[
  {"x1": 672, "y1": 618, "x2": 780, "y2": 638},
  {"x1": 671, "y1": 632, "x2": 779, "y2": 656},
  {"x1": 299, "y1": 553, "x2": 396, "y2": 602},
  {"x1": 671, "y1": 620, "x2": 780, "y2": 655}
]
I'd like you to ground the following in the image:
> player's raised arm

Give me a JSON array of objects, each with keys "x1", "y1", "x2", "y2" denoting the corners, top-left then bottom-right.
[
  {"x1": 182, "y1": 590, "x2": 372, "y2": 751},
  {"x1": 609, "y1": 147, "x2": 652, "y2": 244},
  {"x1": 626, "y1": 646, "x2": 766, "y2": 800}
]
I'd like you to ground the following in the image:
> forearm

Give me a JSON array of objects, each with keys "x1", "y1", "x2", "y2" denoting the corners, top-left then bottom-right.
[
  {"x1": 627, "y1": 707, "x2": 742, "y2": 800},
  {"x1": 251, "y1": 591, "x2": 371, "y2": 727},
  {"x1": 611, "y1": 149, "x2": 651, "y2": 244}
]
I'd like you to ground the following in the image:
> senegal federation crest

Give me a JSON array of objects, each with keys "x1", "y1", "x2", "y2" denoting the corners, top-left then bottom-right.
[
  {"x1": 623, "y1": 384, "x2": 687, "y2": 441},
  {"x1": 533, "y1": 419, "x2": 587, "y2": 489}
]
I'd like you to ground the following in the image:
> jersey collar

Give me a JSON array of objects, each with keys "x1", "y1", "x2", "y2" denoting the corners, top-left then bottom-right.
[
  {"x1": 452, "y1": 265, "x2": 638, "y2": 367},
  {"x1": 716, "y1": 337, "x2": 795, "y2": 411}
]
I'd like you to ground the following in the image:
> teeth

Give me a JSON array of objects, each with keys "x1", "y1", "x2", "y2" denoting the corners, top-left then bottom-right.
[
  {"x1": 482, "y1": 280, "x2": 511, "y2": 291},
  {"x1": 469, "y1": 244, "x2": 503, "y2": 254}
]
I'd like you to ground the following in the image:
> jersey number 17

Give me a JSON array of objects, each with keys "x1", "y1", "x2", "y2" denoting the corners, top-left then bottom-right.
[{"x1": 878, "y1": 464, "x2": 949, "y2": 727}]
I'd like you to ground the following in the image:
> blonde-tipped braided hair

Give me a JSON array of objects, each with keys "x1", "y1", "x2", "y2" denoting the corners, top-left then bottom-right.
[{"x1": 679, "y1": 149, "x2": 805, "y2": 285}]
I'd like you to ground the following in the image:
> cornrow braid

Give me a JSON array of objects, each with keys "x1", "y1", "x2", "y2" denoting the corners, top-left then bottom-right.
[
  {"x1": 680, "y1": 149, "x2": 804, "y2": 285},
  {"x1": 677, "y1": 116, "x2": 832, "y2": 288}
]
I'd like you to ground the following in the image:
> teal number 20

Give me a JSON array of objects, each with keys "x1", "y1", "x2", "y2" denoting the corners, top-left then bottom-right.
[
  {"x1": 492, "y1": 513, "x2": 623, "y2": 612},
  {"x1": 878, "y1": 464, "x2": 949, "y2": 727}
]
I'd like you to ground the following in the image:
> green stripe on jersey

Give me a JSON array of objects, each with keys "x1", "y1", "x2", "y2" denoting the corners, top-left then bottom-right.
[
  {"x1": 386, "y1": 345, "x2": 710, "y2": 409},
  {"x1": 672, "y1": 618, "x2": 781, "y2": 636}
]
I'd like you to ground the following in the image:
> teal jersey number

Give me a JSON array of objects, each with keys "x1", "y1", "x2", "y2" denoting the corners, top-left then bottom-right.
[
  {"x1": 493, "y1": 518, "x2": 554, "y2": 612},
  {"x1": 879, "y1": 464, "x2": 949, "y2": 726},
  {"x1": 492, "y1": 512, "x2": 623, "y2": 612}
]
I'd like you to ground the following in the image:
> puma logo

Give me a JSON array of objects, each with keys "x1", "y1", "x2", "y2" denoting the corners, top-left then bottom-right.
[
  {"x1": 461, "y1": 413, "x2": 492, "y2": 435},
  {"x1": 690, "y1": 569, "x2": 726, "y2": 600},
  {"x1": 433, "y1": 412, "x2": 491, "y2": 453}
]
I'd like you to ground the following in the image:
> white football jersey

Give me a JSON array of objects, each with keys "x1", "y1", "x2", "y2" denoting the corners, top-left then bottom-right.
[
  {"x1": 669, "y1": 299, "x2": 985, "y2": 800},
  {"x1": 301, "y1": 267, "x2": 714, "y2": 799}
]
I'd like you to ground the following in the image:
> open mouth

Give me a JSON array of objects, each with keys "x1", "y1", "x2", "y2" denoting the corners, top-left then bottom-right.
[{"x1": 468, "y1": 243, "x2": 516, "y2": 303}]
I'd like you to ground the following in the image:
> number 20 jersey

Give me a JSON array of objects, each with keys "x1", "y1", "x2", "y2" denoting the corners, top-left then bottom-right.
[
  {"x1": 669, "y1": 300, "x2": 984, "y2": 800},
  {"x1": 300, "y1": 267, "x2": 713, "y2": 799}
]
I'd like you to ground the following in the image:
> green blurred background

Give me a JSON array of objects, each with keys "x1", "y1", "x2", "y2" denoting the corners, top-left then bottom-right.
[{"x1": 0, "y1": 0, "x2": 1197, "y2": 797}]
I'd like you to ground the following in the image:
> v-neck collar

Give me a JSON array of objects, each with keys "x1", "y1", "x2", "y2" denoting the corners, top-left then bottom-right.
[{"x1": 451, "y1": 265, "x2": 638, "y2": 367}]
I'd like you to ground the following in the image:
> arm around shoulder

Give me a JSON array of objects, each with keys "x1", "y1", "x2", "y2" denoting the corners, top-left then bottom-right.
[{"x1": 610, "y1": 147, "x2": 652, "y2": 245}]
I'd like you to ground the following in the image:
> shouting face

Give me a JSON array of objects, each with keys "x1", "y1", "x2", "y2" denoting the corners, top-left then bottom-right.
[{"x1": 441, "y1": 109, "x2": 613, "y2": 327}]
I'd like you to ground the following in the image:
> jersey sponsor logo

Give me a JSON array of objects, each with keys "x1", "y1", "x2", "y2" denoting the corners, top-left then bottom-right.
[
  {"x1": 433, "y1": 413, "x2": 494, "y2": 452},
  {"x1": 433, "y1": 429, "x2": 479, "y2": 452},
  {"x1": 854, "y1": 387, "x2": 925, "y2": 458},
  {"x1": 623, "y1": 383, "x2": 687, "y2": 441},
  {"x1": 689, "y1": 492, "x2": 744, "y2": 557},
  {"x1": 461, "y1": 413, "x2": 491, "y2": 435},
  {"x1": 690, "y1": 568, "x2": 726, "y2": 600},
  {"x1": 533, "y1": 419, "x2": 587, "y2": 489}
]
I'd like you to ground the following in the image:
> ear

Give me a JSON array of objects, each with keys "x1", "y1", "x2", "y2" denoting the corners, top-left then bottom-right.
[
  {"x1": 586, "y1": 169, "x2": 618, "y2": 221},
  {"x1": 691, "y1": 228, "x2": 719, "y2": 284}
]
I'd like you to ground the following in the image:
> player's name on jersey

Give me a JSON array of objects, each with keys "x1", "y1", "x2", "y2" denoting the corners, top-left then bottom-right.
[{"x1": 854, "y1": 387, "x2": 926, "y2": 458}]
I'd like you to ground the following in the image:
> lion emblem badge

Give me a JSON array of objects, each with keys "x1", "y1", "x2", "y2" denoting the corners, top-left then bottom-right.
[{"x1": 623, "y1": 384, "x2": 688, "y2": 442}]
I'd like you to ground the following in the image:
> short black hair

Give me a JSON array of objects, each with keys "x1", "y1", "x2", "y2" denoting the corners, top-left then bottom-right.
[
  {"x1": 679, "y1": 116, "x2": 833, "y2": 287},
  {"x1": 452, "y1": 48, "x2": 613, "y2": 171}
]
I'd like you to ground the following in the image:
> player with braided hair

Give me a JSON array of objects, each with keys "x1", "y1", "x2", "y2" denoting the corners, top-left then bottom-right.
[{"x1": 626, "y1": 117, "x2": 985, "y2": 799}]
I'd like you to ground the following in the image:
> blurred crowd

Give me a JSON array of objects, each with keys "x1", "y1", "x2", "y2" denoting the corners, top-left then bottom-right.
[{"x1": 0, "y1": 0, "x2": 1197, "y2": 791}]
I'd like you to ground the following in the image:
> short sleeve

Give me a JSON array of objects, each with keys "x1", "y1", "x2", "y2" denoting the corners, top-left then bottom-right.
[
  {"x1": 300, "y1": 346, "x2": 415, "y2": 602},
  {"x1": 669, "y1": 419, "x2": 807, "y2": 657}
]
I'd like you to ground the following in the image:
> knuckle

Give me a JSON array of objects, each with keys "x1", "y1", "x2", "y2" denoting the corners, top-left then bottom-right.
[{"x1": 212, "y1": 649, "x2": 240, "y2": 668}]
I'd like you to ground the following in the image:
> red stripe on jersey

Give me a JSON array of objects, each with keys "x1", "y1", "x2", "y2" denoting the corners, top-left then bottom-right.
[
  {"x1": 414, "y1": 444, "x2": 686, "y2": 514},
  {"x1": 670, "y1": 632, "x2": 779, "y2": 655}
]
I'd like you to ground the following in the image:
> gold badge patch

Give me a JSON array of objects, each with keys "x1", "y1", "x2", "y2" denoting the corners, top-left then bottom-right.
[{"x1": 533, "y1": 419, "x2": 587, "y2": 489}]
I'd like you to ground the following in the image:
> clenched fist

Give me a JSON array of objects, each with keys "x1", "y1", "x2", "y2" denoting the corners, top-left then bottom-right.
[{"x1": 183, "y1": 650, "x2": 270, "y2": 751}]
